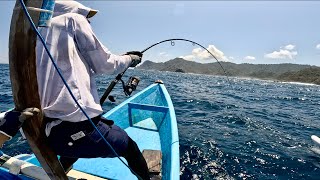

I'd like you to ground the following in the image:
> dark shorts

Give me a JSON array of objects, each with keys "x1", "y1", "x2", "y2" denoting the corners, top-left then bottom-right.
[{"x1": 47, "y1": 117, "x2": 129, "y2": 158}]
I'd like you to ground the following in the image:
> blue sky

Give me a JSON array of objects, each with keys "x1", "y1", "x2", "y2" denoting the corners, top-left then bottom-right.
[{"x1": 1, "y1": 1, "x2": 320, "y2": 66}]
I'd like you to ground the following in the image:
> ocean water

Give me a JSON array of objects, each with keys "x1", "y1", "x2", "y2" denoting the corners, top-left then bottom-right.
[{"x1": 1, "y1": 64, "x2": 320, "y2": 179}]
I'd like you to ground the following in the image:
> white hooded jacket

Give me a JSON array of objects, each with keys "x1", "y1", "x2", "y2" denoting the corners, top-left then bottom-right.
[{"x1": 36, "y1": 1, "x2": 132, "y2": 136}]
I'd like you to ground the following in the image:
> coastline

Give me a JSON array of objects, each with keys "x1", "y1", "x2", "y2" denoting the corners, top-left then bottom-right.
[{"x1": 136, "y1": 68, "x2": 320, "y2": 86}]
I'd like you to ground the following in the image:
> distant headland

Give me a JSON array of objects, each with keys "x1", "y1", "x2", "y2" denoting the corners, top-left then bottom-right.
[{"x1": 137, "y1": 58, "x2": 320, "y2": 85}]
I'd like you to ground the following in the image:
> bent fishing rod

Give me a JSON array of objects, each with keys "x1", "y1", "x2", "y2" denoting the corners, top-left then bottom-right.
[{"x1": 100, "y1": 38, "x2": 231, "y2": 105}]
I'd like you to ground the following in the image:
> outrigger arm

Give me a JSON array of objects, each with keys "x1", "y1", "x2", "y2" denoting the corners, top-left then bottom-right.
[{"x1": 9, "y1": 0, "x2": 68, "y2": 179}]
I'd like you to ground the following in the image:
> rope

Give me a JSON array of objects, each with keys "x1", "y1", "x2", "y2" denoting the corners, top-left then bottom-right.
[{"x1": 17, "y1": 0, "x2": 142, "y2": 179}]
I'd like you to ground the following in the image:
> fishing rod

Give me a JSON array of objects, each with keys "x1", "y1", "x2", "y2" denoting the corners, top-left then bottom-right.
[
  {"x1": 141, "y1": 38, "x2": 231, "y2": 82},
  {"x1": 100, "y1": 66, "x2": 140, "y2": 105},
  {"x1": 100, "y1": 70, "x2": 127, "y2": 105},
  {"x1": 100, "y1": 38, "x2": 232, "y2": 105}
]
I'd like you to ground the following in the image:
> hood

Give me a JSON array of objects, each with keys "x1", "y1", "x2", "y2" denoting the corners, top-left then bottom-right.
[{"x1": 53, "y1": 0, "x2": 98, "y2": 18}]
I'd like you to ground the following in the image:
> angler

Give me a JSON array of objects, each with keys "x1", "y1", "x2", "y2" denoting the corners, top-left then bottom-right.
[{"x1": 36, "y1": 1, "x2": 149, "y2": 179}]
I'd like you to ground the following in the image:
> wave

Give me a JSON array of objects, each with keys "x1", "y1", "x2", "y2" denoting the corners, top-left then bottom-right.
[{"x1": 279, "y1": 81, "x2": 319, "y2": 86}]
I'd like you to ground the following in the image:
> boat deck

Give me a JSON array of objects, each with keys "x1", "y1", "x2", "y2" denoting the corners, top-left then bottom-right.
[{"x1": 73, "y1": 118, "x2": 161, "y2": 179}]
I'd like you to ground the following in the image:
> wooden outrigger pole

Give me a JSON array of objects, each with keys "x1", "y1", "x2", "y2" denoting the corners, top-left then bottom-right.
[{"x1": 9, "y1": 0, "x2": 67, "y2": 179}]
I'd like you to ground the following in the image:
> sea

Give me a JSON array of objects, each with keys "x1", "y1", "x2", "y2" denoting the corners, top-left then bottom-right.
[{"x1": 0, "y1": 64, "x2": 320, "y2": 179}]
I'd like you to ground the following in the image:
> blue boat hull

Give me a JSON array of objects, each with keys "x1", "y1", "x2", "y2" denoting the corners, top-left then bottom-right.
[
  {"x1": 72, "y1": 83, "x2": 180, "y2": 179},
  {"x1": 4, "y1": 83, "x2": 179, "y2": 179}
]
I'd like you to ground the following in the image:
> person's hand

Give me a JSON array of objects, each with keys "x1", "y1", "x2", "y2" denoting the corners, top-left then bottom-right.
[
  {"x1": 18, "y1": 108, "x2": 41, "y2": 122},
  {"x1": 125, "y1": 51, "x2": 143, "y2": 67},
  {"x1": 0, "y1": 108, "x2": 40, "y2": 139}
]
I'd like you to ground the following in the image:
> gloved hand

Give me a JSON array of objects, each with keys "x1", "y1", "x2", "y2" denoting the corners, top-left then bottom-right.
[
  {"x1": 0, "y1": 108, "x2": 40, "y2": 139},
  {"x1": 125, "y1": 51, "x2": 143, "y2": 67}
]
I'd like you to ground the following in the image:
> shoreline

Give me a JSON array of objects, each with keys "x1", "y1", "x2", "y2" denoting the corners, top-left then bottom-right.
[{"x1": 135, "y1": 69, "x2": 319, "y2": 86}]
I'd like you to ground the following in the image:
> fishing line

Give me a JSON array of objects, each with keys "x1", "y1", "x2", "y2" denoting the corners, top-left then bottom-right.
[{"x1": 17, "y1": 1, "x2": 142, "y2": 179}]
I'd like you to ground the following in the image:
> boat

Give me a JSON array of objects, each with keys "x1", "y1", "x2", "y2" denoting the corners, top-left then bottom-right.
[{"x1": 0, "y1": 82, "x2": 180, "y2": 179}]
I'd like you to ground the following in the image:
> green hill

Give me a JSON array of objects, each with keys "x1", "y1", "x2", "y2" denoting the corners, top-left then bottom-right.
[{"x1": 138, "y1": 58, "x2": 320, "y2": 85}]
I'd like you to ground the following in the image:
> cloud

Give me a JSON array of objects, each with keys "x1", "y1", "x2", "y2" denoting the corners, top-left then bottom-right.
[
  {"x1": 159, "y1": 52, "x2": 169, "y2": 57},
  {"x1": 284, "y1": 44, "x2": 295, "y2": 50},
  {"x1": 265, "y1": 44, "x2": 297, "y2": 60},
  {"x1": 244, "y1": 56, "x2": 256, "y2": 60},
  {"x1": 316, "y1": 44, "x2": 320, "y2": 50},
  {"x1": 265, "y1": 50, "x2": 297, "y2": 59},
  {"x1": 180, "y1": 55, "x2": 194, "y2": 61},
  {"x1": 180, "y1": 45, "x2": 228, "y2": 62},
  {"x1": 229, "y1": 56, "x2": 234, "y2": 60}
]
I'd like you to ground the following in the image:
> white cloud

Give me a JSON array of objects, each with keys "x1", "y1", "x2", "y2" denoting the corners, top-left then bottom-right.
[
  {"x1": 180, "y1": 45, "x2": 228, "y2": 62},
  {"x1": 284, "y1": 44, "x2": 295, "y2": 50},
  {"x1": 265, "y1": 49, "x2": 297, "y2": 59},
  {"x1": 265, "y1": 44, "x2": 297, "y2": 60},
  {"x1": 244, "y1": 56, "x2": 256, "y2": 60},
  {"x1": 229, "y1": 56, "x2": 234, "y2": 60},
  {"x1": 159, "y1": 52, "x2": 169, "y2": 57},
  {"x1": 179, "y1": 55, "x2": 194, "y2": 61},
  {"x1": 316, "y1": 44, "x2": 320, "y2": 50}
]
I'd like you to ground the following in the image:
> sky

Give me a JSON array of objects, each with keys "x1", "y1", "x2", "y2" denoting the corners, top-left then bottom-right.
[{"x1": 1, "y1": 1, "x2": 320, "y2": 66}]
